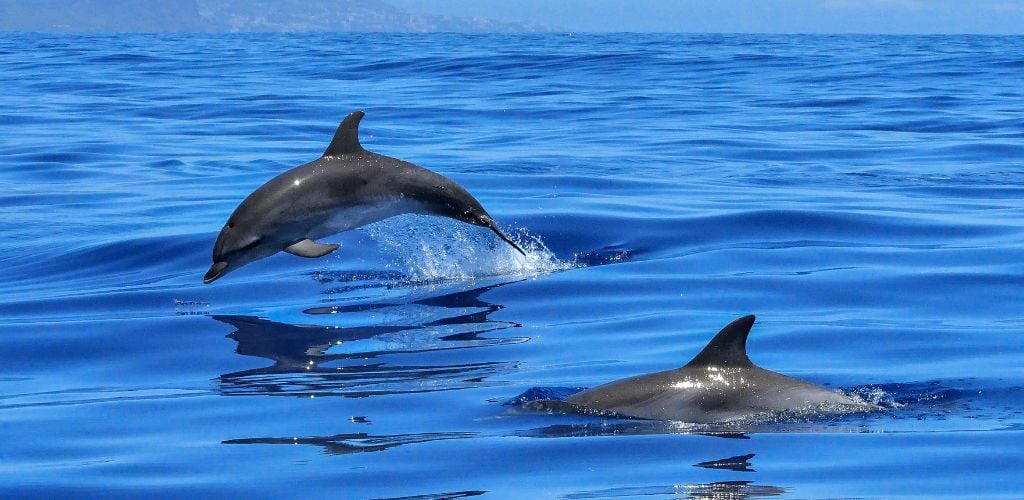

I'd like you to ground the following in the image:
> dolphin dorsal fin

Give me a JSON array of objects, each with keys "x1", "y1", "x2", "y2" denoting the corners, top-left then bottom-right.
[
  {"x1": 323, "y1": 110, "x2": 365, "y2": 156},
  {"x1": 684, "y1": 315, "x2": 756, "y2": 368}
]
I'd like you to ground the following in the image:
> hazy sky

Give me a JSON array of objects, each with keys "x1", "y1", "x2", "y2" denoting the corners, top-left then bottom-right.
[{"x1": 390, "y1": 0, "x2": 1024, "y2": 34}]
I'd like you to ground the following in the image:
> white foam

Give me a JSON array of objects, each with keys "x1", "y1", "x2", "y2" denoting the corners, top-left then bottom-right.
[{"x1": 364, "y1": 215, "x2": 573, "y2": 283}]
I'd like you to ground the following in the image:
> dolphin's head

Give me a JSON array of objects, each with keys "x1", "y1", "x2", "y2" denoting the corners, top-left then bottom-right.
[{"x1": 204, "y1": 211, "x2": 282, "y2": 284}]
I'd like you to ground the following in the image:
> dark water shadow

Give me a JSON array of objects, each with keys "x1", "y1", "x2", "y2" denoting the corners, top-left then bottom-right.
[
  {"x1": 214, "y1": 281, "x2": 527, "y2": 398},
  {"x1": 373, "y1": 491, "x2": 486, "y2": 500},
  {"x1": 223, "y1": 428, "x2": 782, "y2": 498},
  {"x1": 222, "y1": 422, "x2": 750, "y2": 456},
  {"x1": 223, "y1": 431, "x2": 476, "y2": 455},
  {"x1": 694, "y1": 453, "x2": 757, "y2": 472}
]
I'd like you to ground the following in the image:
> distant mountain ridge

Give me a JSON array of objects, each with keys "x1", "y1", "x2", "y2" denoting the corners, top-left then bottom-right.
[{"x1": 0, "y1": 0, "x2": 559, "y2": 33}]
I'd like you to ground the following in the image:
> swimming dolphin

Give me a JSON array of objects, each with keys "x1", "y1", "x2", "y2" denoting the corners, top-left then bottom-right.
[
  {"x1": 204, "y1": 111, "x2": 525, "y2": 283},
  {"x1": 565, "y1": 315, "x2": 879, "y2": 423}
]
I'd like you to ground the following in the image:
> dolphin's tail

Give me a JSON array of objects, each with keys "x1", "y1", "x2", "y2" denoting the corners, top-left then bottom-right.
[{"x1": 486, "y1": 222, "x2": 527, "y2": 256}]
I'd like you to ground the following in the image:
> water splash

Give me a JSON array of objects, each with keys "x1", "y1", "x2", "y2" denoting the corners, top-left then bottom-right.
[
  {"x1": 844, "y1": 385, "x2": 906, "y2": 409},
  {"x1": 365, "y1": 214, "x2": 572, "y2": 283}
]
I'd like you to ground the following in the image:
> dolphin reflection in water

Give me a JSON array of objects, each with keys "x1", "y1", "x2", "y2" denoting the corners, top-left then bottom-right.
[{"x1": 212, "y1": 282, "x2": 524, "y2": 398}]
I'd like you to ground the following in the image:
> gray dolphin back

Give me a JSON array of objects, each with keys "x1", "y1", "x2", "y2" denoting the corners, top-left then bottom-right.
[{"x1": 564, "y1": 315, "x2": 880, "y2": 423}]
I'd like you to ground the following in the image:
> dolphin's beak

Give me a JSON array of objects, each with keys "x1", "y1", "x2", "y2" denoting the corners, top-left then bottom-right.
[{"x1": 204, "y1": 261, "x2": 228, "y2": 284}]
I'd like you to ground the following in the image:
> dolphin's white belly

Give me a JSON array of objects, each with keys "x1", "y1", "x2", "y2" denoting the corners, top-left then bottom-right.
[{"x1": 307, "y1": 196, "x2": 427, "y2": 240}]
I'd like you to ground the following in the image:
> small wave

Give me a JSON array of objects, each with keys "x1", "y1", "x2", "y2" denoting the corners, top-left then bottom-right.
[
  {"x1": 220, "y1": 360, "x2": 516, "y2": 398},
  {"x1": 846, "y1": 381, "x2": 978, "y2": 410},
  {"x1": 87, "y1": 53, "x2": 162, "y2": 63},
  {"x1": 0, "y1": 386, "x2": 209, "y2": 410},
  {"x1": 503, "y1": 386, "x2": 584, "y2": 406}
]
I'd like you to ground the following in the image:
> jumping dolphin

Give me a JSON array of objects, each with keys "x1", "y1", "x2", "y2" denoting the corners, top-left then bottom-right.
[
  {"x1": 565, "y1": 315, "x2": 880, "y2": 423},
  {"x1": 204, "y1": 110, "x2": 525, "y2": 284}
]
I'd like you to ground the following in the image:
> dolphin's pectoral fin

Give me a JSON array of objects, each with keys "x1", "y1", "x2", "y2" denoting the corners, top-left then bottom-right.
[{"x1": 284, "y1": 239, "x2": 340, "y2": 258}]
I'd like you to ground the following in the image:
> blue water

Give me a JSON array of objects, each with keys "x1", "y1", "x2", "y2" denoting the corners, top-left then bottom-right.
[{"x1": 2, "y1": 32, "x2": 1024, "y2": 497}]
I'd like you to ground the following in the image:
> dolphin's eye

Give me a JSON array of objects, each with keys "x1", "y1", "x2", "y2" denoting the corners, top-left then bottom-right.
[{"x1": 227, "y1": 222, "x2": 235, "y2": 229}]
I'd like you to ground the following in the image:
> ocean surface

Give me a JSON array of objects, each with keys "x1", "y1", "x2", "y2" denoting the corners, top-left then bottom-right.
[{"x1": 1, "y1": 33, "x2": 1023, "y2": 498}]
